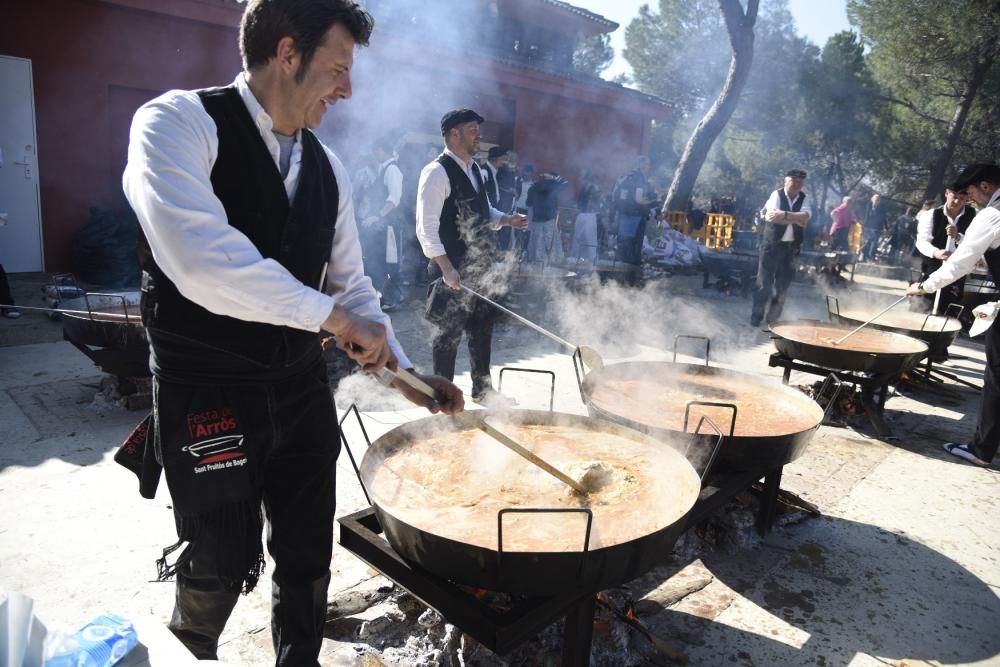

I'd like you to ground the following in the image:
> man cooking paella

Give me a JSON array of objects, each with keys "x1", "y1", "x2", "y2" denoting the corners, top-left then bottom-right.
[{"x1": 121, "y1": 1, "x2": 463, "y2": 663}]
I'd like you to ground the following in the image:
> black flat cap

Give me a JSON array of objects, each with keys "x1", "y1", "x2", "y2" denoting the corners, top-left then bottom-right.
[
  {"x1": 441, "y1": 108, "x2": 484, "y2": 135},
  {"x1": 786, "y1": 169, "x2": 807, "y2": 179},
  {"x1": 952, "y1": 163, "x2": 1000, "y2": 191},
  {"x1": 487, "y1": 145, "x2": 507, "y2": 160}
]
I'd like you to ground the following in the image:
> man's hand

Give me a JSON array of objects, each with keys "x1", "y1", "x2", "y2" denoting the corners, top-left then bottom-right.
[
  {"x1": 442, "y1": 266, "x2": 461, "y2": 290},
  {"x1": 905, "y1": 282, "x2": 926, "y2": 297},
  {"x1": 764, "y1": 209, "x2": 782, "y2": 223},
  {"x1": 946, "y1": 223, "x2": 958, "y2": 238},
  {"x1": 505, "y1": 213, "x2": 528, "y2": 230},
  {"x1": 393, "y1": 373, "x2": 465, "y2": 415},
  {"x1": 934, "y1": 249, "x2": 952, "y2": 260},
  {"x1": 323, "y1": 306, "x2": 393, "y2": 372}
]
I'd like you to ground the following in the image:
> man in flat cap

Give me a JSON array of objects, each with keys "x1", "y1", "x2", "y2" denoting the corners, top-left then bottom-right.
[
  {"x1": 751, "y1": 169, "x2": 811, "y2": 327},
  {"x1": 907, "y1": 163, "x2": 1000, "y2": 467},
  {"x1": 416, "y1": 109, "x2": 528, "y2": 404}
]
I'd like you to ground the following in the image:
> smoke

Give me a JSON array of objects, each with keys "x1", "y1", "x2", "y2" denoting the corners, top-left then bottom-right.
[{"x1": 312, "y1": 0, "x2": 647, "y2": 192}]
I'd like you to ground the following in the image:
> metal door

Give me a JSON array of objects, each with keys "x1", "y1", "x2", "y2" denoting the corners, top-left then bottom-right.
[{"x1": 0, "y1": 55, "x2": 44, "y2": 272}]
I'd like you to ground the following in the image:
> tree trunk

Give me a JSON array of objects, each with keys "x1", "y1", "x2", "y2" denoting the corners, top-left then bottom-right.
[
  {"x1": 921, "y1": 37, "x2": 999, "y2": 202},
  {"x1": 662, "y1": 0, "x2": 759, "y2": 214}
]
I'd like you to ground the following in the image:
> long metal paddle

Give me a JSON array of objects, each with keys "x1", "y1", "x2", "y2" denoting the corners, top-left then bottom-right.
[
  {"x1": 932, "y1": 235, "x2": 957, "y2": 314},
  {"x1": 458, "y1": 285, "x2": 604, "y2": 370},
  {"x1": 0, "y1": 303, "x2": 138, "y2": 321},
  {"x1": 381, "y1": 366, "x2": 588, "y2": 494},
  {"x1": 831, "y1": 295, "x2": 908, "y2": 346}
]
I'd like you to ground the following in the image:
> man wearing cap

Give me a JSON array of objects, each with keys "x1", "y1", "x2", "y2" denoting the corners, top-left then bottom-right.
[
  {"x1": 914, "y1": 186, "x2": 975, "y2": 315},
  {"x1": 416, "y1": 109, "x2": 528, "y2": 404},
  {"x1": 907, "y1": 163, "x2": 1000, "y2": 467},
  {"x1": 751, "y1": 169, "x2": 811, "y2": 327}
]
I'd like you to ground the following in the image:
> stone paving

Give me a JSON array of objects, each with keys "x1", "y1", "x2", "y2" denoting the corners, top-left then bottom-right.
[{"x1": 0, "y1": 269, "x2": 998, "y2": 666}]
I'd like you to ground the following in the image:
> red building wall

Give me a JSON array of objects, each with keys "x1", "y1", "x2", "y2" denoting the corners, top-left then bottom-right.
[{"x1": 3, "y1": 0, "x2": 664, "y2": 272}]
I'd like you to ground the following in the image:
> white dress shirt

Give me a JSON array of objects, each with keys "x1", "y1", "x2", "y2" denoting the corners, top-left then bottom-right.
[
  {"x1": 915, "y1": 205, "x2": 969, "y2": 259},
  {"x1": 379, "y1": 158, "x2": 403, "y2": 209},
  {"x1": 122, "y1": 72, "x2": 411, "y2": 367},
  {"x1": 922, "y1": 190, "x2": 1000, "y2": 293},
  {"x1": 763, "y1": 188, "x2": 812, "y2": 242},
  {"x1": 415, "y1": 148, "x2": 505, "y2": 259}
]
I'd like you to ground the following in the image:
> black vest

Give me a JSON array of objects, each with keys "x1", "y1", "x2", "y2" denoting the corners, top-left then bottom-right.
[
  {"x1": 930, "y1": 205, "x2": 975, "y2": 248},
  {"x1": 763, "y1": 189, "x2": 806, "y2": 246},
  {"x1": 435, "y1": 154, "x2": 492, "y2": 270},
  {"x1": 922, "y1": 205, "x2": 977, "y2": 275},
  {"x1": 138, "y1": 85, "x2": 339, "y2": 374}
]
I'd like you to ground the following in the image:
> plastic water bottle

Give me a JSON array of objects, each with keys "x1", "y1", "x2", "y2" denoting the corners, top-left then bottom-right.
[{"x1": 43, "y1": 614, "x2": 138, "y2": 667}]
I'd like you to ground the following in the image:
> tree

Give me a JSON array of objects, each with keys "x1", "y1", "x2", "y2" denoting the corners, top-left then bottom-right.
[
  {"x1": 573, "y1": 33, "x2": 614, "y2": 78},
  {"x1": 849, "y1": 0, "x2": 1000, "y2": 201},
  {"x1": 662, "y1": 0, "x2": 760, "y2": 213}
]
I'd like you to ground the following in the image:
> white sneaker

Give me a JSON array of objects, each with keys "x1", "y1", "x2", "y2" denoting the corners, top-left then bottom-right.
[{"x1": 942, "y1": 442, "x2": 990, "y2": 467}]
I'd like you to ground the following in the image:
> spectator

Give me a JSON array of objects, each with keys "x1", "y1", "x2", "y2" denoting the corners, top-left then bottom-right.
[
  {"x1": 525, "y1": 171, "x2": 568, "y2": 264},
  {"x1": 829, "y1": 196, "x2": 858, "y2": 251},
  {"x1": 750, "y1": 169, "x2": 811, "y2": 327},
  {"x1": 862, "y1": 193, "x2": 888, "y2": 261}
]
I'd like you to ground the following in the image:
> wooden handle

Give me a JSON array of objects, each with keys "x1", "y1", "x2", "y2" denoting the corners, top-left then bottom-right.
[
  {"x1": 389, "y1": 368, "x2": 587, "y2": 494},
  {"x1": 454, "y1": 412, "x2": 588, "y2": 494}
]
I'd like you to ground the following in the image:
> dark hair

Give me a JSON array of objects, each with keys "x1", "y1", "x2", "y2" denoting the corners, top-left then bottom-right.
[{"x1": 240, "y1": 0, "x2": 374, "y2": 83}]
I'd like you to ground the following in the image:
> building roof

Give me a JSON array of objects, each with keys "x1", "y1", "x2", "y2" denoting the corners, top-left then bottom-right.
[{"x1": 535, "y1": 0, "x2": 618, "y2": 30}]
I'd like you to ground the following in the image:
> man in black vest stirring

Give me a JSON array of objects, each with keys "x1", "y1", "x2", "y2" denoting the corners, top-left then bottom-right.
[
  {"x1": 416, "y1": 109, "x2": 528, "y2": 404},
  {"x1": 121, "y1": 2, "x2": 464, "y2": 663},
  {"x1": 907, "y1": 163, "x2": 1000, "y2": 468},
  {"x1": 750, "y1": 169, "x2": 811, "y2": 328}
]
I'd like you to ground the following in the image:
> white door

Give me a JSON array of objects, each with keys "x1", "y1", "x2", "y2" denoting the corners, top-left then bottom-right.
[{"x1": 0, "y1": 55, "x2": 44, "y2": 272}]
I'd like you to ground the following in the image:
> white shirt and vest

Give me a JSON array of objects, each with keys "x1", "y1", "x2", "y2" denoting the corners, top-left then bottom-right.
[{"x1": 122, "y1": 72, "x2": 411, "y2": 367}]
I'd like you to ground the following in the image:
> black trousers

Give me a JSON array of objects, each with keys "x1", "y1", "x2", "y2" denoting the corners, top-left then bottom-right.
[
  {"x1": 751, "y1": 242, "x2": 796, "y2": 325},
  {"x1": 164, "y1": 361, "x2": 339, "y2": 665},
  {"x1": 830, "y1": 227, "x2": 850, "y2": 251},
  {"x1": 0, "y1": 264, "x2": 13, "y2": 305},
  {"x1": 970, "y1": 321, "x2": 1000, "y2": 462},
  {"x1": 359, "y1": 218, "x2": 388, "y2": 293},
  {"x1": 425, "y1": 270, "x2": 496, "y2": 395}
]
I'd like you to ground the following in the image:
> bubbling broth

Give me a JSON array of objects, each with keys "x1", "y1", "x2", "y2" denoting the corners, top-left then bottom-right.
[
  {"x1": 367, "y1": 423, "x2": 698, "y2": 553},
  {"x1": 588, "y1": 367, "x2": 821, "y2": 437}
]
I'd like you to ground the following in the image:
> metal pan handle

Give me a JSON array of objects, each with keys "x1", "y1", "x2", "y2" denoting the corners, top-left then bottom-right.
[
  {"x1": 942, "y1": 303, "x2": 965, "y2": 332},
  {"x1": 683, "y1": 401, "x2": 736, "y2": 437},
  {"x1": 825, "y1": 295, "x2": 841, "y2": 318},
  {"x1": 498, "y1": 367, "x2": 556, "y2": 412},
  {"x1": 83, "y1": 292, "x2": 137, "y2": 323},
  {"x1": 689, "y1": 415, "x2": 726, "y2": 483},
  {"x1": 571, "y1": 347, "x2": 587, "y2": 403},
  {"x1": 674, "y1": 334, "x2": 711, "y2": 366},
  {"x1": 338, "y1": 404, "x2": 372, "y2": 506},
  {"x1": 497, "y1": 507, "x2": 594, "y2": 583},
  {"x1": 816, "y1": 373, "x2": 844, "y2": 424}
]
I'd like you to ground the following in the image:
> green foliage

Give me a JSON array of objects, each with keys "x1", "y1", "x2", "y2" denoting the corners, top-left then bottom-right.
[
  {"x1": 624, "y1": 0, "x2": 886, "y2": 218},
  {"x1": 849, "y1": 0, "x2": 1000, "y2": 200},
  {"x1": 573, "y1": 33, "x2": 615, "y2": 77}
]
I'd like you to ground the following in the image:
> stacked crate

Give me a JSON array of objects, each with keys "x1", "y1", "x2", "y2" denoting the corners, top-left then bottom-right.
[{"x1": 703, "y1": 213, "x2": 734, "y2": 249}]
